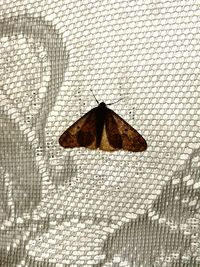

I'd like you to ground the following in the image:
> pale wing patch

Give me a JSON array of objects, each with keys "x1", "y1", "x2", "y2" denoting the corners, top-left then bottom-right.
[{"x1": 99, "y1": 126, "x2": 118, "y2": 151}]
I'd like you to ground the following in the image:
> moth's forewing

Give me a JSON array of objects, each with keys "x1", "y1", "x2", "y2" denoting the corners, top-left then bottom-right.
[
  {"x1": 101, "y1": 108, "x2": 147, "y2": 152},
  {"x1": 59, "y1": 107, "x2": 98, "y2": 149}
]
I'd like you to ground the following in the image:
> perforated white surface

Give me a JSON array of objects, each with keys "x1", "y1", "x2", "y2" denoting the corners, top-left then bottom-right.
[{"x1": 0, "y1": 1, "x2": 200, "y2": 266}]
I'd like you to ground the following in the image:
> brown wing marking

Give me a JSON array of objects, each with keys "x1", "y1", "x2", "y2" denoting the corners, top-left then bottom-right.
[
  {"x1": 100, "y1": 109, "x2": 147, "y2": 152},
  {"x1": 99, "y1": 113, "x2": 122, "y2": 151},
  {"x1": 59, "y1": 108, "x2": 97, "y2": 149}
]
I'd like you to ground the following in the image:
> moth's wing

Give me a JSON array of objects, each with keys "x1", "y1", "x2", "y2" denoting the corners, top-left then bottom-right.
[
  {"x1": 59, "y1": 107, "x2": 97, "y2": 149},
  {"x1": 100, "y1": 108, "x2": 147, "y2": 152}
]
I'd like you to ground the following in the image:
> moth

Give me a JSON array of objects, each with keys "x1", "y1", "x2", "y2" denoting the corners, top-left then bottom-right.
[{"x1": 59, "y1": 101, "x2": 147, "y2": 152}]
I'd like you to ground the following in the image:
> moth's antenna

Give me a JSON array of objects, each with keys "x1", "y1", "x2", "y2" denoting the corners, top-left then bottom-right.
[
  {"x1": 107, "y1": 98, "x2": 124, "y2": 106},
  {"x1": 90, "y1": 89, "x2": 99, "y2": 104}
]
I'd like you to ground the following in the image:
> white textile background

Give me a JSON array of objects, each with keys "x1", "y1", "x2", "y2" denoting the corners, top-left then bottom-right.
[{"x1": 0, "y1": 0, "x2": 199, "y2": 266}]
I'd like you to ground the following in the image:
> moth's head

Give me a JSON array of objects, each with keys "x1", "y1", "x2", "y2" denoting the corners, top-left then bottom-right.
[{"x1": 98, "y1": 102, "x2": 106, "y2": 108}]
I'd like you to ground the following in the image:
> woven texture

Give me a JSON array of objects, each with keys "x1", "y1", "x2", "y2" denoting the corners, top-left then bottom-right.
[{"x1": 0, "y1": 1, "x2": 200, "y2": 266}]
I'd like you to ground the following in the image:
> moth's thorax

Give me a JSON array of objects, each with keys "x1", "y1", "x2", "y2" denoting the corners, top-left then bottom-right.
[
  {"x1": 96, "y1": 102, "x2": 108, "y2": 118},
  {"x1": 95, "y1": 102, "x2": 108, "y2": 146}
]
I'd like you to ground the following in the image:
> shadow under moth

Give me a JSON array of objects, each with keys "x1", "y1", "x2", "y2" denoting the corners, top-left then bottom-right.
[{"x1": 59, "y1": 101, "x2": 147, "y2": 152}]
